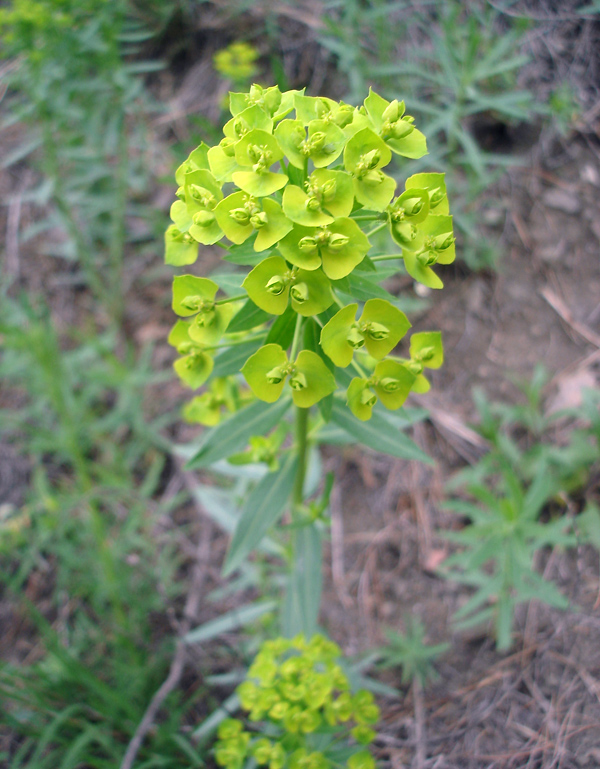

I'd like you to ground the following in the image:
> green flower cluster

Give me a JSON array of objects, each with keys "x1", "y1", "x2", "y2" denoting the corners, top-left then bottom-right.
[
  {"x1": 166, "y1": 84, "x2": 453, "y2": 420},
  {"x1": 214, "y1": 41, "x2": 260, "y2": 83},
  {"x1": 214, "y1": 635, "x2": 380, "y2": 769}
]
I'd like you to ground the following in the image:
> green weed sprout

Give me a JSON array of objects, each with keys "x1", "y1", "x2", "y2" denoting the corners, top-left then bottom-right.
[
  {"x1": 441, "y1": 461, "x2": 576, "y2": 651},
  {"x1": 377, "y1": 619, "x2": 449, "y2": 687},
  {"x1": 214, "y1": 635, "x2": 380, "y2": 769}
]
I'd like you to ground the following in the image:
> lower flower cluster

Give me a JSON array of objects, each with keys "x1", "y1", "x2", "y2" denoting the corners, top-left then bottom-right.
[{"x1": 214, "y1": 635, "x2": 380, "y2": 769}]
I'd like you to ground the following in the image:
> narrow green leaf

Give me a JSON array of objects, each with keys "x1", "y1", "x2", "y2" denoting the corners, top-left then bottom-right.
[
  {"x1": 186, "y1": 398, "x2": 291, "y2": 468},
  {"x1": 211, "y1": 338, "x2": 263, "y2": 378},
  {"x1": 330, "y1": 400, "x2": 432, "y2": 463},
  {"x1": 193, "y1": 692, "x2": 240, "y2": 742},
  {"x1": 228, "y1": 299, "x2": 270, "y2": 333},
  {"x1": 281, "y1": 522, "x2": 323, "y2": 638},
  {"x1": 184, "y1": 600, "x2": 276, "y2": 644},
  {"x1": 224, "y1": 453, "x2": 298, "y2": 575},
  {"x1": 222, "y1": 242, "x2": 265, "y2": 266},
  {"x1": 265, "y1": 304, "x2": 297, "y2": 349}
]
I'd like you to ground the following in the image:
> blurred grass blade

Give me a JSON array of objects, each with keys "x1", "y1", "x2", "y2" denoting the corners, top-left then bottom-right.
[{"x1": 184, "y1": 600, "x2": 276, "y2": 644}]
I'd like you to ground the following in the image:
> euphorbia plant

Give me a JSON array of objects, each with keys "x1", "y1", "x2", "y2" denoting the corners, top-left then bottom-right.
[{"x1": 165, "y1": 83, "x2": 453, "y2": 640}]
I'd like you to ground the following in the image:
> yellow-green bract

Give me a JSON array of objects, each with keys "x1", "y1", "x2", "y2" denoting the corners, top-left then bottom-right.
[{"x1": 165, "y1": 84, "x2": 453, "y2": 424}]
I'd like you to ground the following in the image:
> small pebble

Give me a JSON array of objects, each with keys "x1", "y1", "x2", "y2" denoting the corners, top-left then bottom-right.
[{"x1": 543, "y1": 188, "x2": 581, "y2": 214}]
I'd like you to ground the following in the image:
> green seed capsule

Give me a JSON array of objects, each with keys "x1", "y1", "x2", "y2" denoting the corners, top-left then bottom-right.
[
  {"x1": 417, "y1": 250, "x2": 437, "y2": 267},
  {"x1": 230, "y1": 208, "x2": 251, "y2": 225},
  {"x1": 382, "y1": 99, "x2": 401, "y2": 123},
  {"x1": 327, "y1": 233, "x2": 349, "y2": 252},
  {"x1": 346, "y1": 325, "x2": 365, "y2": 349},
  {"x1": 365, "y1": 321, "x2": 390, "y2": 341},
  {"x1": 380, "y1": 377, "x2": 400, "y2": 393},
  {"x1": 193, "y1": 210, "x2": 215, "y2": 227},
  {"x1": 266, "y1": 366, "x2": 286, "y2": 385},
  {"x1": 418, "y1": 345, "x2": 436, "y2": 361},
  {"x1": 250, "y1": 211, "x2": 268, "y2": 229},
  {"x1": 289, "y1": 372, "x2": 307, "y2": 390},
  {"x1": 362, "y1": 169, "x2": 385, "y2": 187},
  {"x1": 290, "y1": 282, "x2": 308, "y2": 303},
  {"x1": 220, "y1": 137, "x2": 236, "y2": 157},
  {"x1": 299, "y1": 237, "x2": 318, "y2": 254},
  {"x1": 181, "y1": 295, "x2": 202, "y2": 311},
  {"x1": 361, "y1": 149, "x2": 381, "y2": 170},
  {"x1": 390, "y1": 119, "x2": 414, "y2": 140},
  {"x1": 266, "y1": 275, "x2": 286, "y2": 295},
  {"x1": 360, "y1": 388, "x2": 377, "y2": 407}
]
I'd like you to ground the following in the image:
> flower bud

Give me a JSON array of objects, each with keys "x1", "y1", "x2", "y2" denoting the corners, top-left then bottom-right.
[
  {"x1": 298, "y1": 236, "x2": 318, "y2": 254},
  {"x1": 417, "y1": 345, "x2": 436, "y2": 361},
  {"x1": 417, "y1": 250, "x2": 437, "y2": 267},
  {"x1": 429, "y1": 187, "x2": 444, "y2": 207},
  {"x1": 402, "y1": 196, "x2": 424, "y2": 217},
  {"x1": 266, "y1": 366, "x2": 287, "y2": 385},
  {"x1": 362, "y1": 169, "x2": 385, "y2": 187},
  {"x1": 249, "y1": 84, "x2": 263, "y2": 101},
  {"x1": 346, "y1": 326, "x2": 365, "y2": 349},
  {"x1": 327, "y1": 233, "x2": 349, "y2": 252},
  {"x1": 408, "y1": 360, "x2": 423, "y2": 375},
  {"x1": 182, "y1": 233, "x2": 195, "y2": 244},
  {"x1": 220, "y1": 137, "x2": 236, "y2": 157},
  {"x1": 291, "y1": 126, "x2": 305, "y2": 147},
  {"x1": 266, "y1": 275, "x2": 286, "y2": 295},
  {"x1": 193, "y1": 210, "x2": 215, "y2": 228},
  {"x1": 379, "y1": 377, "x2": 400, "y2": 393},
  {"x1": 306, "y1": 196, "x2": 321, "y2": 212},
  {"x1": 195, "y1": 308, "x2": 216, "y2": 327},
  {"x1": 290, "y1": 282, "x2": 308, "y2": 303},
  {"x1": 335, "y1": 104, "x2": 354, "y2": 127},
  {"x1": 365, "y1": 321, "x2": 389, "y2": 341},
  {"x1": 289, "y1": 372, "x2": 307, "y2": 391},
  {"x1": 433, "y1": 233, "x2": 454, "y2": 251},
  {"x1": 382, "y1": 99, "x2": 401, "y2": 123},
  {"x1": 250, "y1": 211, "x2": 268, "y2": 229},
  {"x1": 390, "y1": 119, "x2": 414, "y2": 140},
  {"x1": 309, "y1": 131, "x2": 327, "y2": 151},
  {"x1": 175, "y1": 186, "x2": 185, "y2": 201},
  {"x1": 391, "y1": 221, "x2": 416, "y2": 246},
  {"x1": 263, "y1": 87, "x2": 281, "y2": 114},
  {"x1": 315, "y1": 98, "x2": 331, "y2": 119},
  {"x1": 189, "y1": 184, "x2": 208, "y2": 202},
  {"x1": 233, "y1": 118, "x2": 246, "y2": 138},
  {"x1": 361, "y1": 149, "x2": 381, "y2": 170},
  {"x1": 181, "y1": 295, "x2": 202, "y2": 312},
  {"x1": 177, "y1": 341, "x2": 195, "y2": 355},
  {"x1": 360, "y1": 388, "x2": 377, "y2": 407},
  {"x1": 321, "y1": 179, "x2": 336, "y2": 201},
  {"x1": 230, "y1": 207, "x2": 251, "y2": 225}
]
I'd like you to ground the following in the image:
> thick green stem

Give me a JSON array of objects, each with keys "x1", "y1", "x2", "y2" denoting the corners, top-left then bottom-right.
[
  {"x1": 215, "y1": 293, "x2": 246, "y2": 305},
  {"x1": 366, "y1": 221, "x2": 388, "y2": 238},
  {"x1": 290, "y1": 312, "x2": 304, "y2": 361}
]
